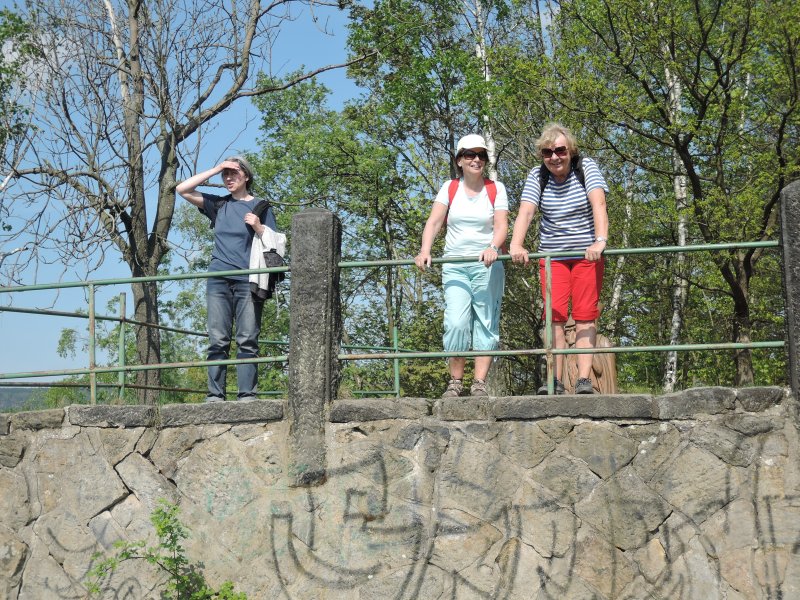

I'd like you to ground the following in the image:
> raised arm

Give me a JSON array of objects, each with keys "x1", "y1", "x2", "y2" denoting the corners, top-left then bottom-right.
[{"x1": 176, "y1": 161, "x2": 239, "y2": 207}]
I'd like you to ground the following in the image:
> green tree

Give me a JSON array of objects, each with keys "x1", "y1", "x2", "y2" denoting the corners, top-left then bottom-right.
[
  {"x1": 0, "y1": 7, "x2": 35, "y2": 232},
  {"x1": 1, "y1": 0, "x2": 368, "y2": 404},
  {"x1": 545, "y1": 0, "x2": 800, "y2": 385}
]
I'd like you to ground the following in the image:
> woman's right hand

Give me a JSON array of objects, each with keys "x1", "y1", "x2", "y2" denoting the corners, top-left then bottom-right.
[
  {"x1": 217, "y1": 160, "x2": 241, "y2": 173},
  {"x1": 510, "y1": 244, "x2": 530, "y2": 264},
  {"x1": 415, "y1": 252, "x2": 432, "y2": 271}
]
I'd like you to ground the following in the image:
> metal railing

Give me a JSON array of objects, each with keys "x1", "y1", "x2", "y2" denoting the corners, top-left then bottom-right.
[{"x1": 0, "y1": 240, "x2": 785, "y2": 404}]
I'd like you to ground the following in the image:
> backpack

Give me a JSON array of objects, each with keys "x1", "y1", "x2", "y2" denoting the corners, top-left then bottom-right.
[
  {"x1": 201, "y1": 196, "x2": 276, "y2": 229},
  {"x1": 538, "y1": 156, "x2": 585, "y2": 194},
  {"x1": 447, "y1": 178, "x2": 498, "y2": 209}
]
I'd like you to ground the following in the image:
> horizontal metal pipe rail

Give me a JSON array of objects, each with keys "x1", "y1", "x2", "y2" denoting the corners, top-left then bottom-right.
[{"x1": 0, "y1": 240, "x2": 783, "y2": 401}]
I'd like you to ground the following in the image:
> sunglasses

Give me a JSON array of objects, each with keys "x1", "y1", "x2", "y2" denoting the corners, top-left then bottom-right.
[
  {"x1": 460, "y1": 149, "x2": 489, "y2": 161},
  {"x1": 541, "y1": 146, "x2": 569, "y2": 158}
]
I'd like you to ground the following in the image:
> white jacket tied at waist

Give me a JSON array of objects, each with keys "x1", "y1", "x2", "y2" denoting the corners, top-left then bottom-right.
[{"x1": 249, "y1": 225, "x2": 287, "y2": 300}]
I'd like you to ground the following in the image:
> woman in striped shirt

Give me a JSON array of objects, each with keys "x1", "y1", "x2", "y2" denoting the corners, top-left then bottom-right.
[{"x1": 509, "y1": 123, "x2": 609, "y2": 395}]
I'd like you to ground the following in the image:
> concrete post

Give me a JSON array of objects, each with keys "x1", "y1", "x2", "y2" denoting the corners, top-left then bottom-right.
[
  {"x1": 780, "y1": 180, "x2": 800, "y2": 413},
  {"x1": 287, "y1": 209, "x2": 342, "y2": 486}
]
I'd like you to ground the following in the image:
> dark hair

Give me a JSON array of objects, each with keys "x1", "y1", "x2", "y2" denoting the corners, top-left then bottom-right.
[{"x1": 223, "y1": 155, "x2": 255, "y2": 193}]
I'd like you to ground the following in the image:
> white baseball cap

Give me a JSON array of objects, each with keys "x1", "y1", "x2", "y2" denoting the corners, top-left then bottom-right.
[{"x1": 456, "y1": 134, "x2": 488, "y2": 153}]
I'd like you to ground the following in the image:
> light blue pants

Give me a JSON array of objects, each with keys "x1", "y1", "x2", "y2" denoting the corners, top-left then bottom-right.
[{"x1": 442, "y1": 262, "x2": 504, "y2": 352}]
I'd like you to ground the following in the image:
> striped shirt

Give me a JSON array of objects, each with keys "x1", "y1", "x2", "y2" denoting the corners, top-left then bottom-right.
[{"x1": 520, "y1": 156, "x2": 609, "y2": 255}]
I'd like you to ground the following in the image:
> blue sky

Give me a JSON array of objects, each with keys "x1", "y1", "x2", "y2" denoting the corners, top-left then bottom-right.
[{"x1": 0, "y1": 2, "x2": 360, "y2": 379}]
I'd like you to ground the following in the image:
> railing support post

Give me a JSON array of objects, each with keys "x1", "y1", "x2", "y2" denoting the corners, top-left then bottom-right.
[
  {"x1": 780, "y1": 180, "x2": 800, "y2": 415},
  {"x1": 287, "y1": 209, "x2": 342, "y2": 486},
  {"x1": 88, "y1": 284, "x2": 96, "y2": 405},
  {"x1": 393, "y1": 326, "x2": 400, "y2": 397},
  {"x1": 118, "y1": 292, "x2": 126, "y2": 403}
]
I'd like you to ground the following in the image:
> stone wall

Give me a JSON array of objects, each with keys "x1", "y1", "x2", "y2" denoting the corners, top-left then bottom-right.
[{"x1": 2, "y1": 386, "x2": 799, "y2": 599}]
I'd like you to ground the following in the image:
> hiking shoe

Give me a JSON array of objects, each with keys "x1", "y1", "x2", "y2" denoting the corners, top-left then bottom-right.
[
  {"x1": 442, "y1": 379, "x2": 464, "y2": 398},
  {"x1": 470, "y1": 379, "x2": 488, "y2": 397},
  {"x1": 537, "y1": 378, "x2": 565, "y2": 395},
  {"x1": 575, "y1": 378, "x2": 594, "y2": 394}
]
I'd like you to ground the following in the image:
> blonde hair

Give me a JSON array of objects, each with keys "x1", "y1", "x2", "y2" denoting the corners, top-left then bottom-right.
[{"x1": 535, "y1": 123, "x2": 579, "y2": 158}]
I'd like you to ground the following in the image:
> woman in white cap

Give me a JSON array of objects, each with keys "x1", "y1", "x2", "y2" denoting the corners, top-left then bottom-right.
[{"x1": 415, "y1": 134, "x2": 509, "y2": 397}]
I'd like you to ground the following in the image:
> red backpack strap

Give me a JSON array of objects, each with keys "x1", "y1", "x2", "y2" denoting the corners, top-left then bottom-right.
[
  {"x1": 484, "y1": 178, "x2": 497, "y2": 206},
  {"x1": 448, "y1": 179, "x2": 460, "y2": 206}
]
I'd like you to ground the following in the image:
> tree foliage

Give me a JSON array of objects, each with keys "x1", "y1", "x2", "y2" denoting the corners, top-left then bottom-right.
[
  {"x1": 1, "y1": 0, "x2": 365, "y2": 404},
  {"x1": 86, "y1": 500, "x2": 247, "y2": 599},
  {"x1": 5, "y1": 0, "x2": 797, "y2": 396}
]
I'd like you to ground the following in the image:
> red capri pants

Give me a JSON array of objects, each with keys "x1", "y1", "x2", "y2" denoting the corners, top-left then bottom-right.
[{"x1": 539, "y1": 258, "x2": 604, "y2": 323}]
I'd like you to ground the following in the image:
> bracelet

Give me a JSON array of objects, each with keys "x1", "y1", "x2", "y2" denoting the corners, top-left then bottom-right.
[{"x1": 595, "y1": 236, "x2": 607, "y2": 243}]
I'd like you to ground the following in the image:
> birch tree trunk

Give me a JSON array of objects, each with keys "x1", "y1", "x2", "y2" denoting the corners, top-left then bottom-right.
[{"x1": 661, "y1": 52, "x2": 689, "y2": 394}]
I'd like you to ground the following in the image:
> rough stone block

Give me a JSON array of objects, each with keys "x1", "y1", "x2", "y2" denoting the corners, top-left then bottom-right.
[
  {"x1": 149, "y1": 426, "x2": 206, "y2": 479},
  {"x1": 8, "y1": 408, "x2": 64, "y2": 431},
  {"x1": 489, "y1": 395, "x2": 549, "y2": 419},
  {"x1": 692, "y1": 422, "x2": 757, "y2": 467},
  {"x1": 0, "y1": 434, "x2": 25, "y2": 468},
  {"x1": 575, "y1": 466, "x2": 671, "y2": 550},
  {"x1": 657, "y1": 387, "x2": 736, "y2": 418},
  {"x1": 0, "y1": 470, "x2": 30, "y2": 530},
  {"x1": 722, "y1": 413, "x2": 783, "y2": 436},
  {"x1": 736, "y1": 386, "x2": 786, "y2": 412},
  {"x1": 492, "y1": 394, "x2": 654, "y2": 420},
  {"x1": 573, "y1": 530, "x2": 637, "y2": 596},
  {"x1": 32, "y1": 435, "x2": 127, "y2": 522},
  {"x1": 496, "y1": 422, "x2": 556, "y2": 469},
  {"x1": 158, "y1": 399, "x2": 283, "y2": 427},
  {"x1": 391, "y1": 423, "x2": 425, "y2": 450},
  {"x1": 68, "y1": 404, "x2": 156, "y2": 428},
  {"x1": 556, "y1": 394, "x2": 656, "y2": 419},
  {"x1": 434, "y1": 396, "x2": 493, "y2": 421},
  {"x1": 116, "y1": 452, "x2": 179, "y2": 512},
  {"x1": 330, "y1": 397, "x2": 430, "y2": 422},
  {"x1": 0, "y1": 526, "x2": 27, "y2": 596},
  {"x1": 568, "y1": 422, "x2": 638, "y2": 478},
  {"x1": 650, "y1": 444, "x2": 738, "y2": 524},
  {"x1": 530, "y1": 453, "x2": 601, "y2": 506}
]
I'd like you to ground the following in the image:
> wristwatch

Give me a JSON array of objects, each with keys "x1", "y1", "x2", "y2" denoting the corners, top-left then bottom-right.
[
  {"x1": 489, "y1": 244, "x2": 500, "y2": 252},
  {"x1": 595, "y1": 236, "x2": 607, "y2": 243}
]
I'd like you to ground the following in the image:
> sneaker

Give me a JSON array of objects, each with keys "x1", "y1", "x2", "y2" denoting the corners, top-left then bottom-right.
[
  {"x1": 203, "y1": 395, "x2": 224, "y2": 403},
  {"x1": 470, "y1": 379, "x2": 488, "y2": 397},
  {"x1": 537, "y1": 378, "x2": 566, "y2": 395},
  {"x1": 442, "y1": 379, "x2": 464, "y2": 398},
  {"x1": 575, "y1": 377, "x2": 594, "y2": 394}
]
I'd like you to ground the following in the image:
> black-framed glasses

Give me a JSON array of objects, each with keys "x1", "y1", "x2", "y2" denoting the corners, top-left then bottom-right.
[
  {"x1": 541, "y1": 146, "x2": 568, "y2": 158},
  {"x1": 461, "y1": 149, "x2": 489, "y2": 161}
]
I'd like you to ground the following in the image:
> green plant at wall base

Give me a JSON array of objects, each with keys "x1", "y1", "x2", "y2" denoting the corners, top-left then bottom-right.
[{"x1": 86, "y1": 500, "x2": 246, "y2": 599}]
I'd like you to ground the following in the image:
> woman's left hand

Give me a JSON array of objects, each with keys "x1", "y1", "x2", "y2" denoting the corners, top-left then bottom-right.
[
  {"x1": 585, "y1": 240, "x2": 606, "y2": 261},
  {"x1": 480, "y1": 246, "x2": 498, "y2": 267},
  {"x1": 244, "y1": 213, "x2": 264, "y2": 235}
]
